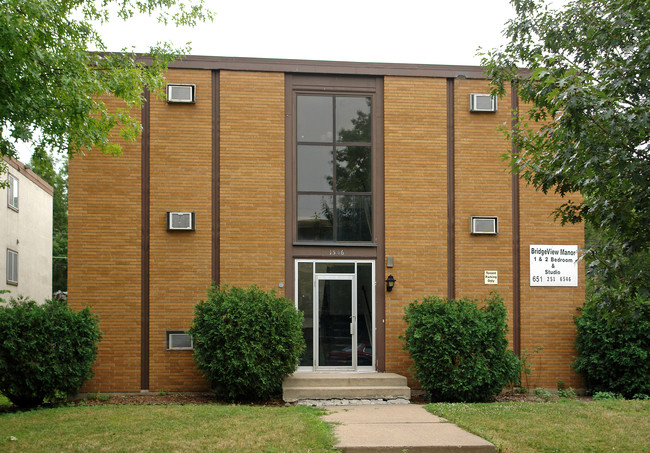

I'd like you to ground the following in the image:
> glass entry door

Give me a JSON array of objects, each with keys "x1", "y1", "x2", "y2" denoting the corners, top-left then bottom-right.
[
  {"x1": 296, "y1": 260, "x2": 375, "y2": 371},
  {"x1": 317, "y1": 276, "x2": 355, "y2": 369}
]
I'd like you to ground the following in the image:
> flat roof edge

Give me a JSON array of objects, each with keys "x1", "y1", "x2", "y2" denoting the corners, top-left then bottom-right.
[{"x1": 152, "y1": 55, "x2": 489, "y2": 79}]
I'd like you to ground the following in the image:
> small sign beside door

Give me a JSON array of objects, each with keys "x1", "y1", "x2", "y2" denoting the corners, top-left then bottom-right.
[{"x1": 484, "y1": 270, "x2": 498, "y2": 285}]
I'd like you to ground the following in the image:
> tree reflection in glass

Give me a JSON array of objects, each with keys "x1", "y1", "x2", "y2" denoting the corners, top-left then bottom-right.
[{"x1": 297, "y1": 95, "x2": 372, "y2": 242}]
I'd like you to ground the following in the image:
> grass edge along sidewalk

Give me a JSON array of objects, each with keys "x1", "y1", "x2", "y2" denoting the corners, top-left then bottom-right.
[
  {"x1": 0, "y1": 404, "x2": 337, "y2": 452},
  {"x1": 426, "y1": 399, "x2": 650, "y2": 453}
]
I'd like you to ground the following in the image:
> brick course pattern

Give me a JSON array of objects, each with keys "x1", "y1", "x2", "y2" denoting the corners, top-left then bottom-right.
[
  {"x1": 384, "y1": 76, "x2": 448, "y2": 386},
  {"x1": 219, "y1": 71, "x2": 286, "y2": 293},
  {"x1": 69, "y1": 65, "x2": 583, "y2": 393},
  {"x1": 148, "y1": 69, "x2": 213, "y2": 391},
  {"x1": 68, "y1": 96, "x2": 142, "y2": 392}
]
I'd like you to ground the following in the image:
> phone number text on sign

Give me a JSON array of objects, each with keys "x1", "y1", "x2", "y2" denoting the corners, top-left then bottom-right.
[{"x1": 530, "y1": 245, "x2": 578, "y2": 287}]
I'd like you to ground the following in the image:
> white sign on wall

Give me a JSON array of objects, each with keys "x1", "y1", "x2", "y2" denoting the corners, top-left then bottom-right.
[
  {"x1": 484, "y1": 270, "x2": 498, "y2": 285},
  {"x1": 530, "y1": 245, "x2": 578, "y2": 287}
]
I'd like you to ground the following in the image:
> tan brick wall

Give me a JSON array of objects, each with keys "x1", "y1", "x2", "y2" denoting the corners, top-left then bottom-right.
[
  {"x1": 219, "y1": 71, "x2": 285, "y2": 293},
  {"x1": 454, "y1": 79, "x2": 515, "y2": 343},
  {"x1": 518, "y1": 100, "x2": 585, "y2": 389},
  {"x1": 68, "y1": 96, "x2": 142, "y2": 392},
  {"x1": 148, "y1": 69, "x2": 213, "y2": 391},
  {"x1": 519, "y1": 185, "x2": 585, "y2": 389},
  {"x1": 69, "y1": 66, "x2": 583, "y2": 393},
  {"x1": 384, "y1": 76, "x2": 448, "y2": 384}
]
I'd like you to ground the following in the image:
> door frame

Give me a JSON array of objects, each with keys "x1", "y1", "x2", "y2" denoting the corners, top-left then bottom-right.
[
  {"x1": 315, "y1": 274, "x2": 356, "y2": 371},
  {"x1": 295, "y1": 259, "x2": 376, "y2": 372}
]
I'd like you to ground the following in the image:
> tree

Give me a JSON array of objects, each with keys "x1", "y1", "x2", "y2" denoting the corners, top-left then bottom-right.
[
  {"x1": 0, "y1": 0, "x2": 213, "y2": 164},
  {"x1": 30, "y1": 150, "x2": 68, "y2": 293},
  {"x1": 482, "y1": 0, "x2": 650, "y2": 303}
]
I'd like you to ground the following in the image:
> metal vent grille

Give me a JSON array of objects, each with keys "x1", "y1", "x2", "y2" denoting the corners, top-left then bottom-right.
[
  {"x1": 470, "y1": 94, "x2": 497, "y2": 112},
  {"x1": 167, "y1": 212, "x2": 195, "y2": 231},
  {"x1": 168, "y1": 332, "x2": 193, "y2": 349},
  {"x1": 166, "y1": 84, "x2": 196, "y2": 103},
  {"x1": 470, "y1": 216, "x2": 498, "y2": 234}
]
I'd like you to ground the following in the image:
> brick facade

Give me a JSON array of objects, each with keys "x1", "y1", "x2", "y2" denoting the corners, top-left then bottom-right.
[{"x1": 69, "y1": 58, "x2": 584, "y2": 393}]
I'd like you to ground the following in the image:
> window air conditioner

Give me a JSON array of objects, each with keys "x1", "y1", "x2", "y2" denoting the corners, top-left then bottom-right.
[
  {"x1": 167, "y1": 212, "x2": 196, "y2": 231},
  {"x1": 166, "y1": 84, "x2": 196, "y2": 103},
  {"x1": 470, "y1": 216, "x2": 498, "y2": 234},
  {"x1": 167, "y1": 332, "x2": 193, "y2": 349},
  {"x1": 470, "y1": 94, "x2": 497, "y2": 112}
]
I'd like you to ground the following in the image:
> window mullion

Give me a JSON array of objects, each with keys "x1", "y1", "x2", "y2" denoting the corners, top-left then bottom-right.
[{"x1": 332, "y1": 97, "x2": 338, "y2": 241}]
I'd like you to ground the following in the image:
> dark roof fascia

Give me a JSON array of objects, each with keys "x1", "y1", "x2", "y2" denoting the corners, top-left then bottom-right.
[
  {"x1": 171, "y1": 55, "x2": 490, "y2": 79},
  {"x1": 117, "y1": 53, "x2": 491, "y2": 79},
  {"x1": 3, "y1": 156, "x2": 54, "y2": 196}
]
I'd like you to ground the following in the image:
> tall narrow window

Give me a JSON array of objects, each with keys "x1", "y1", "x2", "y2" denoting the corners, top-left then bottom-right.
[
  {"x1": 296, "y1": 95, "x2": 372, "y2": 242},
  {"x1": 7, "y1": 174, "x2": 18, "y2": 211},
  {"x1": 6, "y1": 249, "x2": 18, "y2": 285}
]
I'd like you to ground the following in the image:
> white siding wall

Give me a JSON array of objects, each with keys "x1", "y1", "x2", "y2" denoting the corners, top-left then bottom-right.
[{"x1": 1, "y1": 157, "x2": 53, "y2": 302}]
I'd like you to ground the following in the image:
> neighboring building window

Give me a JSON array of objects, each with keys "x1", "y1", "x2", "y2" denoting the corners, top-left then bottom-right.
[
  {"x1": 167, "y1": 331, "x2": 193, "y2": 350},
  {"x1": 6, "y1": 249, "x2": 18, "y2": 285},
  {"x1": 296, "y1": 95, "x2": 372, "y2": 242},
  {"x1": 7, "y1": 173, "x2": 18, "y2": 211}
]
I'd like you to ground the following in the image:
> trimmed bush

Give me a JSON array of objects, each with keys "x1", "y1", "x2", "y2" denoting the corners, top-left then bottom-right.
[
  {"x1": 190, "y1": 285, "x2": 304, "y2": 402},
  {"x1": 0, "y1": 297, "x2": 101, "y2": 407},
  {"x1": 403, "y1": 292, "x2": 521, "y2": 402},
  {"x1": 573, "y1": 298, "x2": 650, "y2": 398}
]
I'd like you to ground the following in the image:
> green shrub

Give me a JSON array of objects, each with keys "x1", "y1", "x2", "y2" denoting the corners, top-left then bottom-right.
[
  {"x1": 592, "y1": 391, "x2": 623, "y2": 401},
  {"x1": 402, "y1": 292, "x2": 521, "y2": 402},
  {"x1": 190, "y1": 285, "x2": 304, "y2": 402},
  {"x1": 0, "y1": 297, "x2": 101, "y2": 407},
  {"x1": 573, "y1": 298, "x2": 650, "y2": 398},
  {"x1": 534, "y1": 388, "x2": 554, "y2": 402}
]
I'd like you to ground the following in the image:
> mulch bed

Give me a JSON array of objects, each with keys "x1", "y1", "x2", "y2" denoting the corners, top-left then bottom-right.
[{"x1": 0, "y1": 390, "x2": 591, "y2": 412}]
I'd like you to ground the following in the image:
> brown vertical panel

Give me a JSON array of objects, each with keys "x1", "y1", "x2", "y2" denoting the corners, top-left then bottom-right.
[
  {"x1": 511, "y1": 83, "x2": 521, "y2": 357},
  {"x1": 374, "y1": 76, "x2": 385, "y2": 372},
  {"x1": 446, "y1": 78, "x2": 456, "y2": 300},
  {"x1": 212, "y1": 70, "x2": 220, "y2": 285},
  {"x1": 141, "y1": 88, "x2": 151, "y2": 391}
]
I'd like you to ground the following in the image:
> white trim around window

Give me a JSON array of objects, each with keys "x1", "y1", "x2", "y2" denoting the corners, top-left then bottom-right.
[
  {"x1": 6, "y1": 249, "x2": 18, "y2": 285},
  {"x1": 7, "y1": 173, "x2": 18, "y2": 211}
]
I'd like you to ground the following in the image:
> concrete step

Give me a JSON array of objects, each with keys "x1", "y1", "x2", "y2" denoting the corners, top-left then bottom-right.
[{"x1": 283, "y1": 373, "x2": 411, "y2": 402}]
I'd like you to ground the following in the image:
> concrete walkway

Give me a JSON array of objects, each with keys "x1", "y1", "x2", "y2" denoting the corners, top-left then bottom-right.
[{"x1": 321, "y1": 404, "x2": 494, "y2": 452}]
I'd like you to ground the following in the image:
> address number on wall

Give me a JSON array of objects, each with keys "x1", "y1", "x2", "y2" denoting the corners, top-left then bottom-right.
[{"x1": 329, "y1": 249, "x2": 345, "y2": 256}]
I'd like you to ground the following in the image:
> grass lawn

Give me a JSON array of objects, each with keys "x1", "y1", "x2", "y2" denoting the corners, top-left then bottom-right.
[
  {"x1": 0, "y1": 404, "x2": 336, "y2": 452},
  {"x1": 426, "y1": 399, "x2": 650, "y2": 452}
]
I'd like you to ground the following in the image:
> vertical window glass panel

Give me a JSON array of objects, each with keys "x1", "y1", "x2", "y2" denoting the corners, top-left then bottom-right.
[
  {"x1": 319, "y1": 279, "x2": 353, "y2": 366},
  {"x1": 357, "y1": 263, "x2": 373, "y2": 366},
  {"x1": 336, "y1": 97, "x2": 371, "y2": 143},
  {"x1": 336, "y1": 195, "x2": 372, "y2": 242},
  {"x1": 297, "y1": 262, "x2": 314, "y2": 367},
  {"x1": 297, "y1": 195, "x2": 333, "y2": 241},
  {"x1": 297, "y1": 145, "x2": 334, "y2": 192},
  {"x1": 336, "y1": 146, "x2": 371, "y2": 193},
  {"x1": 297, "y1": 96, "x2": 333, "y2": 142}
]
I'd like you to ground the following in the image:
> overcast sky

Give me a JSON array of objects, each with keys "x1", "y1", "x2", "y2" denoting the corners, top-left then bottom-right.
[
  {"x1": 19, "y1": 0, "x2": 562, "y2": 164},
  {"x1": 95, "y1": 0, "x2": 518, "y2": 65}
]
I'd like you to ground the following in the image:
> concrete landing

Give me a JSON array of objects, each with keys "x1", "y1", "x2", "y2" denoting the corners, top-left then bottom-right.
[
  {"x1": 321, "y1": 404, "x2": 494, "y2": 452},
  {"x1": 283, "y1": 373, "x2": 411, "y2": 402}
]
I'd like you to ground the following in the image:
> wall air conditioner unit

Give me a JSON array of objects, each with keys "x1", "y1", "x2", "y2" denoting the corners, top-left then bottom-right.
[
  {"x1": 167, "y1": 212, "x2": 196, "y2": 231},
  {"x1": 166, "y1": 84, "x2": 196, "y2": 103},
  {"x1": 470, "y1": 216, "x2": 498, "y2": 235},
  {"x1": 167, "y1": 332, "x2": 193, "y2": 350},
  {"x1": 470, "y1": 94, "x2": 497, "y2": 112}
]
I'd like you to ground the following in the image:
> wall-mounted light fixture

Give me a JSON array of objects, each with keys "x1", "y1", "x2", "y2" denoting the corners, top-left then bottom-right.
[{"x1": 386, "y1": 274, "x2": 396, "y2": 292}]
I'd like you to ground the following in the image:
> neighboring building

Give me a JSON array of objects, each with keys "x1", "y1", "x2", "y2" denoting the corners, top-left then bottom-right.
[
  {"x1": 1, "y1": 156, "x2": 53, "y2": 302},
  {"x1": 68, "y1": 56, "x2": 585, "y2": 393}
]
